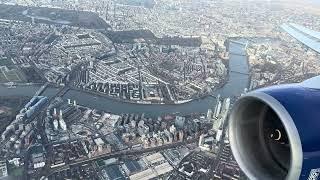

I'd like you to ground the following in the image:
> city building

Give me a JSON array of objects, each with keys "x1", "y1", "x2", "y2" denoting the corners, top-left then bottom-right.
[
  {"x1": 30, "y1": 144, "x2": 46, "y2": 169},
  {"x1": 0, "y1": 161, "x2": 8, "y2": 178},
  {"x1": 175, "y1": 116, "x2": 186, "y2": 129}
]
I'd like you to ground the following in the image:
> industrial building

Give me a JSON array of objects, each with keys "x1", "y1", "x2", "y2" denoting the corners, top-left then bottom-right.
[
  {"x1": 101, "y1": 165, "x2": 126, "y2": 180},
  {"x1": 122, "y1": 159, "x2": 144, "y2": 176},
  {"x1": 129, "y1": 161, "x2": 173, "y2": 180}
]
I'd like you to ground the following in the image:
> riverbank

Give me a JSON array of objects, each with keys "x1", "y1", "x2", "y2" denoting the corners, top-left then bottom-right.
[
  {"x1": 0, "y1": 40, "x2": 250, "y2": 116},
  {"x1": 0, "y1": 82, "x2": 44, "y2": 87},
  {"x1": 71, "y1": 86, "x2": 194, "y2": 105},
  {"x1": 0, "y1": 96, "x2": 30, "y2": 132}
]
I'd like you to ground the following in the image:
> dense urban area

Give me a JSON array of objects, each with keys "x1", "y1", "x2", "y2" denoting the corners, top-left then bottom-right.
[{"x1": 0, "y1": 0, "x2": 319, "y2": 179}]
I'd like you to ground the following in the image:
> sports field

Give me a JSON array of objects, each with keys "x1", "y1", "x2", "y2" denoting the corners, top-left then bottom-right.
[
  {"x1": 0, "y1": 57, "x2": 13, "y2": 66},
  {"x1": 0, "y1": 66, "x2": 24, "y2": 83}
]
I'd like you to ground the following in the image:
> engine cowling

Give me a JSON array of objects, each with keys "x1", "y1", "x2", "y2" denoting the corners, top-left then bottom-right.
[{"x1": 229, "y1": 76, "x2": 320, "y2": 180}]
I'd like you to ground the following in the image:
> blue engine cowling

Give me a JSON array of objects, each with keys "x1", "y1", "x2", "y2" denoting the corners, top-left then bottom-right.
[{"x1": 229, "y1": 76, "x2": 320, "y2": 180}]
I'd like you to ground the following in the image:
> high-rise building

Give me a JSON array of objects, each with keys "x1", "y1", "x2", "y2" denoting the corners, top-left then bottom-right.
[
  {"x1": 53, "y1": 108, "x2": 57, "y2": 117},
  {"x1": 179, "y1": 131, "x2": 184, "y2": 142},
  {"x1": 199, "y1": 134, "x2": 205, "y2": 147},
  {"x1": 59, "y1": 111, "x2": 67, "y2": 131},
  {"x1": 53, "y1": 119, "x2": 59, "y2": 131},
  {"x1": 164, "y1": 130, "x2": 173, "y2": 143},
  {"x1": 224, "y1": 128, "x2": 230, "y2": 144},
  {"x1": 216, "y1": 129, "x2": 223, "y2": 142},
  {"x1": 169, "y1": 125, "x2": 176, "y2": 135}
]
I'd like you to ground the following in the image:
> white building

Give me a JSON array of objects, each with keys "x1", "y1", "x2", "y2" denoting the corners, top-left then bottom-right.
[
  {"x1": 59, "y1": 118, "x2": 67, "y2": 131},
  {"x1": 214, "y1": 99, "x2": 222, "y2": 118},
  {"x1": 199, "y1": 134, "x2": 205, "y2": 147},
  {"x1": 207, "y1": 109, "x2": 213, "y2": 119}
]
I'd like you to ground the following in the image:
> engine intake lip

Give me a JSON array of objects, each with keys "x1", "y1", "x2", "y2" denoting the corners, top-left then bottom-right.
[{"x1": 229, "y1": 91, "x2": 303, "y2": 180}]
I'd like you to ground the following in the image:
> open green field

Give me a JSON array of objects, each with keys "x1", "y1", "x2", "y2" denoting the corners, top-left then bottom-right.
[
  {"x1": 0, "y1": 66, "x2": 25, "y2": 82},
  {"x1": 0, "y1": 71, "x2": 6, "y2": 83},
  {"x1": 5, "y1": 70, "x2": 21, "y2": 81},
  {"x1": 0, "y1": 57, "x2": 13, "y2": 66}
]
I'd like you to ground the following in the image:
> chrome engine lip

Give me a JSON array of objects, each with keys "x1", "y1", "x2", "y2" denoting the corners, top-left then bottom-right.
[{"x1": 229, "y1": 91, "x2": 303, "y2": 180}]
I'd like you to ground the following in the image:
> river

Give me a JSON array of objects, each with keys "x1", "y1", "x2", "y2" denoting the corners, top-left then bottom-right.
[
  {"x1": 23, "y1": 9, "x2": 72, "y2": 25},
  {"x1": 0, "y1": 41, "x2": 249, "y2": 117}
]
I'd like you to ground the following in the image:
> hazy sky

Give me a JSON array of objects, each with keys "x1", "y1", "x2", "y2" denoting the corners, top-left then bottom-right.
[{"x1": 310, "y1": 0, "x2": 320, "y2": 4}]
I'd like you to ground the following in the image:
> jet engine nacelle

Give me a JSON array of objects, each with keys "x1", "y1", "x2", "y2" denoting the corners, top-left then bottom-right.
[{"x1": 229, "y1": 76, "x2": 320, "y2": 180}]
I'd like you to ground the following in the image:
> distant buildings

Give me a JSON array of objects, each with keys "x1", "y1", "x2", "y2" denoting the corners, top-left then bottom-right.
[
  {"x1": 200, "y1": 95, "x2": 231, "y2": 152},
  {"x1": 0, "y1": 96, "x2": 49, "y2": 159}
]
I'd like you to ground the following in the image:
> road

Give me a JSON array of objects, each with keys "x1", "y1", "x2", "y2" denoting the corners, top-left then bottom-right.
[{"x1": 48, "y1": 138, "x2": 198, "y2": 175}]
